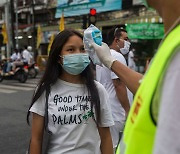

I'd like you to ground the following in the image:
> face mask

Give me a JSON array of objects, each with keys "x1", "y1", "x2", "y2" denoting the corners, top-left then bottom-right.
[
  {"x1": 120, "y1": 40, "x2": 131, "y2": 55},
  {"x1": 61, "y1": 53, "x2": 90, "y2": 75}
]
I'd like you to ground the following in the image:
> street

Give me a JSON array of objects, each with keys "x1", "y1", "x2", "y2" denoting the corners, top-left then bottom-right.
[{"x1": 0, "y1": 75, "x2": 41, "y2": 154}]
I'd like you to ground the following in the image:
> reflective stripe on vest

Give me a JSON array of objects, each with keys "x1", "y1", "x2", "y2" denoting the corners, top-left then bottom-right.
[{"x1": 122, "y1": 25, "x2": 180, "y2": 154}]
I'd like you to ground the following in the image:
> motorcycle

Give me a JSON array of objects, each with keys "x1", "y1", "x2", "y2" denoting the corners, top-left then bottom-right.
[
  {"x1": 0, "y1": 62, "x2": 28, "y2": 83},
  {"x1": 25, "y1": 62, "x2": 39, "y2": 78}
]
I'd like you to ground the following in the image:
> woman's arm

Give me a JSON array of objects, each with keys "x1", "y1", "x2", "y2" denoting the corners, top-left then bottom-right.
[
  {"x1": 91, "y1": 42, "x2": 143, "y2": 95},
  {"x1": 30, "y1": 113, "x2": 44, "y2": 154},
  {"x1": 98, "y1": 127, "x2": 113, "y2": 154}
]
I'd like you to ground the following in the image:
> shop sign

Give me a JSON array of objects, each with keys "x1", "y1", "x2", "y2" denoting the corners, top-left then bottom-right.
[
  {"x1": 57, "y1": 0, "x2": 105, "y2": 9},
  {"x1": 56, "y1": 0, "x2": 122, "y2": 17},
  {"x1": 126, "y1": 23, "x2": 164, "y2": 39}
]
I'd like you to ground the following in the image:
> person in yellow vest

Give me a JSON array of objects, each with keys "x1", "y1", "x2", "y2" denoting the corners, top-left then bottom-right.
[{"x1": 90, "y1": 0, "x2": 180, "y2": 153}]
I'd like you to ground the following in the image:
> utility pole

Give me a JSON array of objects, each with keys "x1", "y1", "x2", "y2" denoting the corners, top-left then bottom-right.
[
  {"x1": 15, "y1": 0, "x2": 18, "y2": 49},
  {"x1": 10, "y1": 0, "x2": 15, "y2": 50},
  {"x1": 5, "y1": 0, "x2": 11, "y2": 58},
  {"x1": 31, "y1": 0, "x2": 36, "y2": 59},
  {"x1": 82, "y1": 15, "x2": 87, "y2": 29}
]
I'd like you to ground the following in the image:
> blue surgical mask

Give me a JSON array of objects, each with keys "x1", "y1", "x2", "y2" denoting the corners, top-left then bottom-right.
[{"x1": 60, "y1": 53, "x2": 90, "y2": 75}]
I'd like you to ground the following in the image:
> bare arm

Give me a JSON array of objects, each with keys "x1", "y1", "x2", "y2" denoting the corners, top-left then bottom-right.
[
  {"x1": 111, "y1": 60, "x2": 143, "y2": 95},
  {"x1": 113, "y1": 78, "x2": 130, "y2": 117},
  {"x1": 91, "y1": 42, "x2": 143, "y2": 95},
  {"x1": 30, "y1": 113, "x2": 44, "y2": 154},
  {"x1": 98, "y1": 127, "x2": 113, "y2": 154}
]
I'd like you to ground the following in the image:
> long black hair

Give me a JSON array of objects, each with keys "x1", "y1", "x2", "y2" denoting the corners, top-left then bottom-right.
[{"x1": 27, "y1": 29, "x2": 101, "y2": 125}]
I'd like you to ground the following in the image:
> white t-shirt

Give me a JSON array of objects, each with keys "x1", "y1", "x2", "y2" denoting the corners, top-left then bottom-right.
[
  {"x1": 96, "y1": 49, "x2": 127, "y2": 122},
  {"x1": 153, "y1": 47, "x2": 180, "y2": 154},
  {"x1": 22, "y1": 49, "x2": 32, "y2": 64},
  {"x1": 11, "y1": 52, "x2": 21, "y2": 61},
  {"x1": 128, "y1": 50, "x2": 136, "y2": 71},
  {"x1": 30, "y1": 79, "x2": 114, "y2": 154}
]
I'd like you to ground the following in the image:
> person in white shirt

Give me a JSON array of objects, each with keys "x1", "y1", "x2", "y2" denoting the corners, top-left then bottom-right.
[
  {"x1": 90, "y1": 0, "x2": 180, "y2": 152},
  {"x1": 27, "y1": 29, "x2": 114, "y2": 154},
  {"x1": 128, "y1": 49, "x2": 137, "y2": 71},
  {"x1": 5, "y1": 49, "x2": 23, "y2": 74},
  {"x1": 96, "y1": 28, "x2": 130, "y2": 153},
  {"x1": 22, "y1": 45, "x2": 33, "y2": 65}
]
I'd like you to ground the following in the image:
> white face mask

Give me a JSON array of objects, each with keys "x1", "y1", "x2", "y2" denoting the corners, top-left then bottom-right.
[{"x1": 120, "y1": 40, "x2": 131, "y2": 55}]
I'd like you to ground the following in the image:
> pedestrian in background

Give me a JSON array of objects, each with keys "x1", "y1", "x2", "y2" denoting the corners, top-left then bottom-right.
[
  {"x1": 127, "y1": 48, "x2": 136, "y2": 71},
  {"x1": 22, "y1": 45, "x2": 33, "y2": 65},
  {"x1": 2, "y1": 48, "x2": 22, "y2": 75},
  {"x1": 27, "y1": 29, "x2": 114, "y2": 154},
  {"x1": 96, "y1": 27, "x2": 130, "y2": 153},
  {"x1": 10, "y1": 48, "x2": 24, "y2": 73},
  {"x1": 91, "y1": 0, "x2": 180, "y2": 153}
]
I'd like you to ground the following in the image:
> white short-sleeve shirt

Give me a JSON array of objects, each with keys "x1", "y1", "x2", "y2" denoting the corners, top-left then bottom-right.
[
  {"x1": 153, "y1": 48, "x2": 180, "y2": 154},
  {"x1": 96, "y1": 49, "x2": 127, "y2": 122},
  {"x1": 30, "y1": 79, "x2": 114, "y2": 154},
  {"x1": 10, "y1": 52, "x2": 21, "y2": 61},
  {"x1": 22, "y1": 49, "x2": 32, "y2": 64}
]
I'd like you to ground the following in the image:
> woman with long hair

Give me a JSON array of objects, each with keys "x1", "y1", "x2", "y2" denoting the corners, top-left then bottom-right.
[{"x1": 27, "y1": 29, "x2": 114, "y2": 154}]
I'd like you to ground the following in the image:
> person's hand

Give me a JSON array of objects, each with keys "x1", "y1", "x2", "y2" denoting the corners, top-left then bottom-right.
[{"x1": 91, "y1": 42, "x2": 116, "y2": 69}]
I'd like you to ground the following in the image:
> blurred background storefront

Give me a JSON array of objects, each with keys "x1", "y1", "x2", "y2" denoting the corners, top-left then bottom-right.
[{"x1": 0, "y1": 0, "x2": 164, "y2": 72}]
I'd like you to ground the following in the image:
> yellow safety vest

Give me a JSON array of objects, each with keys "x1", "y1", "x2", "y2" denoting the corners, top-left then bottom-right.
[{"x1": 120, "y1": 25, "x2": 180, "y2": 154}]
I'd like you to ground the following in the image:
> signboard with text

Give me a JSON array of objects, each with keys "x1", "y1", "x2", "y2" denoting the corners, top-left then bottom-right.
[
  {"x1": 55, "y1": 0, "x2": 122, "y2": 17},
  {"x1": 58, "y1": 0, "x2": 105, "y2": 9},
  {"x1": 126, "y1": 23, "x2": 165, "y2": 39}
]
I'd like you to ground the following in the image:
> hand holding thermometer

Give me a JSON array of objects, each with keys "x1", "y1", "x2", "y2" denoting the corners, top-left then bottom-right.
[{"x1": 83, "y1": 24, "x2": 102, "y2": 65}]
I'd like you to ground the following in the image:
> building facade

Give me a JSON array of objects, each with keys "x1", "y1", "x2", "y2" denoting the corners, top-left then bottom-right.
[{"x1": 0, "y1": 0, "x2": 163, "y2": 72}]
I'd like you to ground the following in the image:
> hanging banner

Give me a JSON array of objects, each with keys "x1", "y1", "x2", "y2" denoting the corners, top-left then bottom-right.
[
  {"x1": 2, "y1": 23, "x2": 8, "y2": 44},
  {"x1": 36, "y1": 24, "x2": 42, "y2": 49},
  {"x1": 59, "y1": 12, "x2": 65, "y2": 32},
  {"x1": 126, "y1": 23, "x2": 164, "y2": 39},
  {"x1": 56, "y1": 0, "x2": 122, "y2": 18},
  {"x1": 47, "y1": 34, "x2": 55, "y2": 55}
]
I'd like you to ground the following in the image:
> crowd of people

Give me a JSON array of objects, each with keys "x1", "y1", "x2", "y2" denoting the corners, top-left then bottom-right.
[
  {"x1": 26, "y1": 0, "x2": 180, "y2": 153},
  {"x1": 1, "y1": 45, "x2": 33, "y2": 75}
]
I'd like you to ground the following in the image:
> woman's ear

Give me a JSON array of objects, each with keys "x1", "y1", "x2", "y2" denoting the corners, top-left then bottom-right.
[
  {"x1": 58, "y1": 60, "x2": 62, "y2": 65},
  {"x1": 58, "y1": 55, "x2": 63, "y2": 65}
]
